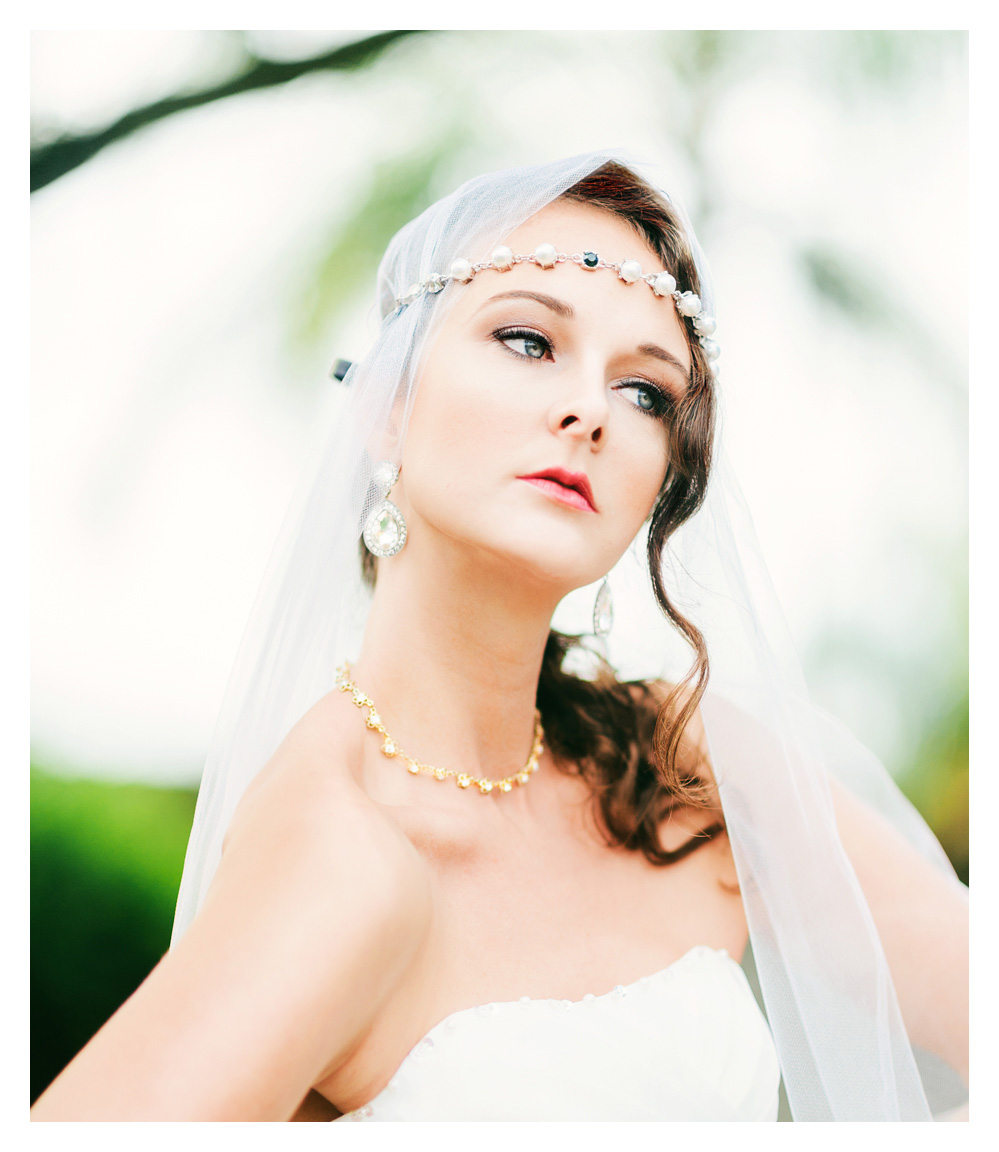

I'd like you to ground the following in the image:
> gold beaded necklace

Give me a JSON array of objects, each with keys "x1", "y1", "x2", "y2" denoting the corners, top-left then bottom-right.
[{"x1": 335, "y1": 664, "x2": 544, "y2": 794}]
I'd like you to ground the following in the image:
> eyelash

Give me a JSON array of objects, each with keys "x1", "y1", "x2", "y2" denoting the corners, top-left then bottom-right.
[{"x1": 492, "y1": 326, "x2": 672, "y2": 419}]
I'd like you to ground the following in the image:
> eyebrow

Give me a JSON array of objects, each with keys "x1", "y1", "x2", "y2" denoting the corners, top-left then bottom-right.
[
  {"x1": 636, "y1": 343, "x2": 691, "y2": 380},
  {"x1": 475, "y1": 290, "x2": 575, "y2": 319}
]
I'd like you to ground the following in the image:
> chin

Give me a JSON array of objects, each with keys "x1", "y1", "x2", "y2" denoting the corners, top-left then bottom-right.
[
  {"x1": 414, "y1": 498, "x2": 628, "y2": 592},
  {"x1": 474, "y1": 527, "x2": 616, "y2": 595}
]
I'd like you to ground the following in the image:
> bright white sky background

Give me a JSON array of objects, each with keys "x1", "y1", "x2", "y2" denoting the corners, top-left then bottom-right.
[{"x1": 29, "y1": 29, "x2": 969, "y2": 785}]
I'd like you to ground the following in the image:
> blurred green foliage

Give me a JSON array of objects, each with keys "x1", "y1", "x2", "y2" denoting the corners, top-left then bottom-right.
[
  {"x1": 800, "y1": 245, "x2": 967, "y2": 403},
  {"x1": 30, "y1": 766, "x2": 196, "y2": 1103},
  {"x1": 290, "y1": 132, "x2": 467, "y2": 356},
  {"x1": 826, "y1": 30, "x2": 966, "y2": 96},
  {"x1": 899, "y1": 685, "x2": 969, "y2": 885}
]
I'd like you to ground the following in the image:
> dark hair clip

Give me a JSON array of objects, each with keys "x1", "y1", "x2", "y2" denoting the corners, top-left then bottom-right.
[{"x1": 330, "y1": 358, "x2": 353, "y2": 382}]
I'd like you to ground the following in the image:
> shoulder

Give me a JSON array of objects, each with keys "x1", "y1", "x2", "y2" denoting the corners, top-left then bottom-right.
[
  {"x1": 828, "y1": 776, "x2": 967, "y2": 909},
  {"x1": 163, "y1": 693, "x2": 433, "y2": 1112},
  {"x1": 219, "y1": 687, "x2": 432, "y2": 934}
]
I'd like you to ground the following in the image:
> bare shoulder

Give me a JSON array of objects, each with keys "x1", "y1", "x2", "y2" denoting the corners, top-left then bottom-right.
[
  {"x1": 232, "y1": 682, "x2": 369, "y2": 818},
  {"x1": 828, "y1": 775, "x2": 967, "y2": 912},
  {"x1": 218, "y1": 685, "x2": 433, "y2": 949},
  {"x1": 185, "y1": 690, "x2": 435, "y2": 1112}
]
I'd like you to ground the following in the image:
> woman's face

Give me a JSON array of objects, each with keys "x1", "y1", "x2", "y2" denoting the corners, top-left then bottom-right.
[{"x1": 396, "y1": 199, "x2": 692, "y2": 593}]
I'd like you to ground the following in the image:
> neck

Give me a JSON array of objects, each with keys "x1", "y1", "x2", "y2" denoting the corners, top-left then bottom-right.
[{"x1": 352, "y1": 538, "x2": 562, "y2": 785}]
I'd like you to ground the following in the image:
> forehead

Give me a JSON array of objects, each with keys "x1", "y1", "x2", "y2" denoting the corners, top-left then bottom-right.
[{"x1": 502, "y1": 199, "x2": 660, "y2": 265}]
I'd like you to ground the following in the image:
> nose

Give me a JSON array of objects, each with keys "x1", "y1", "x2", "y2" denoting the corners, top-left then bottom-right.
[{"x1": 548, "y1": 367, "x2": 609, "y2": 446}]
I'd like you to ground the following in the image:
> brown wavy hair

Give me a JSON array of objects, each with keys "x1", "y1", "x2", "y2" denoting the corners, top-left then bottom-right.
[
  {"x1": 364, "y1": 162, "x2": 722, "y2": 864},
  {"x1": 539, "y1": 163, "x2": 722, "y2": 863}
]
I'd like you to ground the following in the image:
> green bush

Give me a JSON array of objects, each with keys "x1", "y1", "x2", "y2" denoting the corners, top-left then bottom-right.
[{"x1": 30, "y1": 767, "x2": 196, "y2": 1103}]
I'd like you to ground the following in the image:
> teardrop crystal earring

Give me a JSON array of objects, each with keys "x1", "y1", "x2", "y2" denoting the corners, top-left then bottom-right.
[
  {"x1": 362, "y1": 461, "x2": 408, "y2": 558},
  {"x1": 593, "y1": 577, "x2": 613, "y2": 638}
]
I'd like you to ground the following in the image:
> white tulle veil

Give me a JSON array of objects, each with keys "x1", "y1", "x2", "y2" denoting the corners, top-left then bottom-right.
[{"x1": 171, "y1": 150, "x2": 965, "y2": 1121}]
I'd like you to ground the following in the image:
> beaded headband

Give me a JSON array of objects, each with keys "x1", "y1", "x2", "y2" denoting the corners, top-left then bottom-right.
[{"x1": 393, "y1": 244, "x2": 720, "y2": 376}]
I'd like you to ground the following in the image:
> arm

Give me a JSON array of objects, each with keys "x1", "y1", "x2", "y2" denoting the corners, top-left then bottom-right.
[
  {"x1": 31, "y1": 729, "x2": 431, "y2": 1121},
  {"x1": 698, "y1": 689, "x2": 968, "y2": 1105},
  {"x1": 830, "y1": 777, "x2": 969, "y2": 1088}
]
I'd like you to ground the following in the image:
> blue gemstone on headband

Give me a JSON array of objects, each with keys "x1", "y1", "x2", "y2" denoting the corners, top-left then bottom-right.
[{"x1": 582, "y1": 251, "x2": 599, "y2": 268}]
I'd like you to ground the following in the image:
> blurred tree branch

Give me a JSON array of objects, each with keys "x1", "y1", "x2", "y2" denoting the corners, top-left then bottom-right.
[{"x1": 31, "y1": 30, "x2": 429, "y2": 193}]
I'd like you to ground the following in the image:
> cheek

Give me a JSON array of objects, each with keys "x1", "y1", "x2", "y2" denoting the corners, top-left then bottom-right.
[
  {"x1": 406, "y1": 341, "x2": 536, "y2": 466},
  {"x1": 616, "y1": 434, "x2": 669, "y2": 524},
  {"x1": 400, "y1": 362, "x2": 514, "y2": 514}
]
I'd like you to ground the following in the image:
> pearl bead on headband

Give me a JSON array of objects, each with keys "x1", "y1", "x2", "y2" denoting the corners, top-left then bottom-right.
[{"x1": 393, "y1": 244, "x2": 721, "y2": 376}]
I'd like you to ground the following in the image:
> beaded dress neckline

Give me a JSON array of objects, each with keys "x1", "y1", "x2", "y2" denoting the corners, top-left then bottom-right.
[{"x1": 337, "y1": 945, "x2": 781, "y2": 1122}]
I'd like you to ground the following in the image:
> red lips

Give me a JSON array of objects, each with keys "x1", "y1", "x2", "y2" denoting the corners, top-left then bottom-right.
[{"x1": 517, "y1": 467, "x2": 598, "y2": 512}]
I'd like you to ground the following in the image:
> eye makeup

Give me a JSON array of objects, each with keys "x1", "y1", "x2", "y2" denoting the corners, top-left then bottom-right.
[
  {"x1": 493, "y1": 326, "x2": 554, "y2": 362},
  {"x1": 490, "y1": 325, "x2": 674, "y2": 420}
]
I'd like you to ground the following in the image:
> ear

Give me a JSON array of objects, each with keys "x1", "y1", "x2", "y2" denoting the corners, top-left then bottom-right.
[{"x1": 360, "y1": 384, "x2": 409, "y2": 466}]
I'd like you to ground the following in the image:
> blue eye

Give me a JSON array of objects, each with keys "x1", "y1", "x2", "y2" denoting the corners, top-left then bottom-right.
[
  {"x1": 495, "y1": 328, "x2": 552, "y2": 360},
  {"x1": 512, "y1": 337, "x2": 547, "y2": 359},
  {"x1": 617, "y1": 381, "x2": 666, "y2": 416}
]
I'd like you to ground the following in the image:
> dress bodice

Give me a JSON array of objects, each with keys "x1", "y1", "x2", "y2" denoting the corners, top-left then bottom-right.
[{"x1": 337, "y1": 945, "x2": 780, "y2": 1121}]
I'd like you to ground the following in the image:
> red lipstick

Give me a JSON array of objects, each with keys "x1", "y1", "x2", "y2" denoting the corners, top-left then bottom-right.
[{"x1": 517, "y1": 468, "x2": 598, "y2": 513}]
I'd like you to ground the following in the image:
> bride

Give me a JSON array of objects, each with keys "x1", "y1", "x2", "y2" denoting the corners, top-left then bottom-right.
[{"x1": 30, "y1": 152, "x2": 968, "y2": 1122}]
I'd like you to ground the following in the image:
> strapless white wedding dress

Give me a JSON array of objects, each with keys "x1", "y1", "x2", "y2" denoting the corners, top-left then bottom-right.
[{"x1": 337, "y1": 945, "x2": 780, "y2": 1121}]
